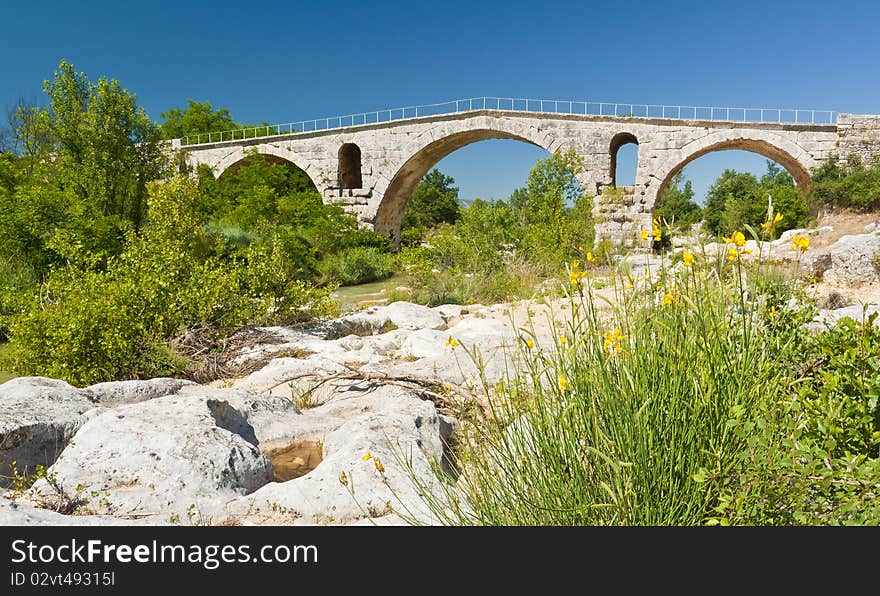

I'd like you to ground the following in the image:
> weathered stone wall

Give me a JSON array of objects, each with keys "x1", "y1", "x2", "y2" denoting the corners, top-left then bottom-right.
[
  {"x1": 176, "y1": 109, "x2": 880, "y2": 247},
  {"x1": 837, "y1": 114, "x2": 880, "y2": 165}
]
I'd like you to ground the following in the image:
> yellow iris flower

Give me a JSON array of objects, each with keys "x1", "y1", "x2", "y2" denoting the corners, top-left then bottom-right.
[{"x1": 792, "y1": 235, "x2": 810, "y2": 251}]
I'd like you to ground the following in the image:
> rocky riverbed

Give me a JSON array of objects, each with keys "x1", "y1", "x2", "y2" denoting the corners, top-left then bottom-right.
[{"x1": 2, "y1": 226, "x2": 879, "y2": 526}]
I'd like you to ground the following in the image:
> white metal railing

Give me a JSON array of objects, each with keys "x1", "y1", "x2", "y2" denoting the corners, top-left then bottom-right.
[{"x1": 179, "y1": 96, "x2": 839, "y2": 146}]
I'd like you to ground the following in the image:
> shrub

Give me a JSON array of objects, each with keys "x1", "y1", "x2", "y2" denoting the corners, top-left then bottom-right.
[
  {"x1": 0, "y1": 258, "x2": 38, "y2": 342},
  {"x1": 809, "y1": 154, "x2": 880, "y2": 211},
  {"x1": 702, "y1": 162, "x2": 811, "y2": 237},
  {"x1": 710, "y1": 312, "x2": 880, "y2": 525},
  {"x1": 318, "y1": 246, "x2": 395, "y2": 286},
  {"x1": 2, "y1": 238, "x2": 252, "y2": 385},
  {"x1": 2, "y1": 177, "x2": 337, "y2": 385}
]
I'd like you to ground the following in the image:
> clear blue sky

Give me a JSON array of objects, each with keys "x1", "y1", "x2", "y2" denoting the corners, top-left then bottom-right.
[{"x1": 4, "y1": 0, "x2": 879, "y2": 203}]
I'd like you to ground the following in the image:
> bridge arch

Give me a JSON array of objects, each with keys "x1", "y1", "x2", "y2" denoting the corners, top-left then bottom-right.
[
  {"x1": 373, "y1": 120, "x2": 565, "y2": 243},
  {"x1": 210, "y1": 145, "x2": 321, "y2": 190},
  {"x1": 652, "y1": 129, "x2": 813, "y2": 207}
]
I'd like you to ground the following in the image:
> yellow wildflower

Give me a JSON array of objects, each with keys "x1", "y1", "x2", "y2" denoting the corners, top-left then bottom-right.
[
  {"x1": 569, "y1": 260, "x2": 586, "y2": 285},
  {"x1": 727, "y1": 247, "x2": 738, "y2": 261},
  {"x1": 558, "y1": 375, "x2": 568, "y2": 391},
  {"x1": 524, "y1": 337, "x2": 534, "y2": 349},
  {"x1": 445, "y1": 335, "x2": 459, "y2": 349},
  {"x1": 559, "y1": 335, "x2": 567, "y2": 345},
  {"x1": 724, "y1": 231, "x2": 746, "y2": 247},
  {"x1": 682, "y1": 252, "x2": 694, "y2": 267},
  {"x1": 742, "y1": 249, "x2": 753, "y2": 256},
  {"x1": 663, "y1": 292, "x2": 679, "y2": 306},
  {"x1": 362, "y1": 450, "x2": 372, "y2": 461},
  {"x1": 792, "y1": 235, "x2": 810, "y2": 252},
  {"x1": 603, "y1": 328, "x2": 625, "y2": 354},
  {"x1": 652, "y1": 217, "x2": 662, "y2": 242},
  {"x1": 586, "y1": 251, "x2": 595, "y2": 264},
  {"x1": 761, "y1": 212, "x2": 784, "y2": 233},
  {"x1": 641, "y1": 229, "x2": 649, "y2": 242},
  {"x1": 768, "y1": 306, "x2": 777, "y2": 317}
]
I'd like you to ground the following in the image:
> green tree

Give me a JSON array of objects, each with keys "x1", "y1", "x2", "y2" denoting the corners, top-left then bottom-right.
[
  {"x1": 702, "y1": 169, "x2": 759, "y2": 235},
  {"x1": 197, "y1": 151, "x2": 389, "y2": 283},
  {"x1": 655, "y1": 172, "x2": 702, "y2": 230},
  {"x1": 401, "y1": 169, "x2": 461, "y2": 234},
  {"x1": 159, "y1": 99, "x2": 240, "y2": 140},
  {"x1": 702, "y1": 161, "x2": 809, "y2": 237},
  {"x1": 40, "y1": 60, "x2": 168, "y2": 233},
  {"x1": 512, "y1": 149, "x2": 593, "y2": 270},
  {"x1": 6, "y1": 98, "x2": 52, "y2": 165},
  {"x1": 513, "y1": 148, "x2": 583, "y2": 223},
  {"x1": 809, "y1": 154, "x2": 880, "y2": 211}
]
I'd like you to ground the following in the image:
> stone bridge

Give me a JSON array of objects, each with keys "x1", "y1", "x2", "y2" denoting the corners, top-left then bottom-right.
[{"x1": 171, "y1": 98, "x2": 880, "y2": 245}]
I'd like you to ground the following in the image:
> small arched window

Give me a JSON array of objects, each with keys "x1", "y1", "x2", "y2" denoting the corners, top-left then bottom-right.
[
  {"x1": 609, "y1": 132, "x2": 639, "y2": 187},
  {"x1": 338, "y1": 143, "x2": 363, "y2": 190}
]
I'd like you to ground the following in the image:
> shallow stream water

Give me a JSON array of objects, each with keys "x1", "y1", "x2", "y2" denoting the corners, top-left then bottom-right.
[{"x1": 330, "y1": 274, "x2": 407, "y2": 312}]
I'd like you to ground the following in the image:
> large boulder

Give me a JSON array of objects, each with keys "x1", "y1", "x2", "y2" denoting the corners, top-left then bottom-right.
[
  {"x1": 0, "y1": 496, "x2": 144, "y2": 526},
  {"x1": 225, "y1": 384, "x2": 457, "y2": 526},
  {"x1": 179, "y1": 385, "x2": 306, "y2": 448},
  {"x1": 85, "y1": 378, "x2": 197, "y2": 406},
  {"x1": 807, "y1": 304, "x2": 880, "y2": 332},
  {"x1": 825, "y1": 232, "x2": 880, "y2": 285},
  {"x1": 323, "y1": 301, "x2": 446, "y2": 339},
  {"x1": 0, "y1": 377, "x2": 96, "y2": 485},
  {"x1": 25, "y1": 394, "x2": 273, "y2": 524}
]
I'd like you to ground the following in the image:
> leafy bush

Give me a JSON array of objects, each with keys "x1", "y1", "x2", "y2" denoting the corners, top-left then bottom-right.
[
  {"x1": 0, "y1": 258, "x2": 38, "y2": 342},
  {"x1": 394, "y1": 150, "x2": 596, "y2": 304},
  {"x1": 2, "y1": 240, "x2": 245, "y2": 385},
  {"x1": 797, "y1": 313, "x2": 880, "y2": 458},
  {"x1": 709, "y1": 312, "x2": 880, "y2": 525},
  {"x1": 318, "y1": 246, "x2": 395, "y2": 286},
  {"x1": 809, "y1": 154, "x2": 880, "y2": 211},
  {"x1": 196, "y1": 153, "x2": 391, "y2": 282},
  {"x1": 2, "y1": 177, "x2": 336, "y2": 385},
  {"x1": 654, "y1": 172, "x2": 702, "y2": 233},
  {"x1": 401, "y1": 169, "x2": 461, "y2": 236}
]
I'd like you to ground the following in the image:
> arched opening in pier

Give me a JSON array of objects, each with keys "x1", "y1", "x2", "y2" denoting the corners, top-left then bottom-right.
[
  {"x1": 610, "y1": 132, "x2": 638, "y2": 187},
  {"x1": 338, "y1": 143, "x2": 363, "y2": 191}
]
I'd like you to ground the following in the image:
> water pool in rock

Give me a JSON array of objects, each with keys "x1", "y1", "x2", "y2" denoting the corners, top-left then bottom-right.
[{"x1": 265, "y1": 441, "x2": 324, "y2": 482}]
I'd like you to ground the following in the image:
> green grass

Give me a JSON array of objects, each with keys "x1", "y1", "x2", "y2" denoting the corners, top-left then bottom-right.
[{"x1": 399, "y1": 245, "x2": 879, "y2": 525}]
